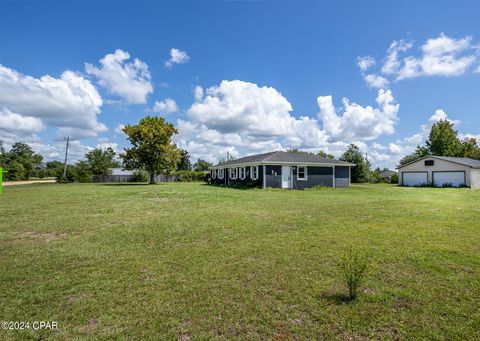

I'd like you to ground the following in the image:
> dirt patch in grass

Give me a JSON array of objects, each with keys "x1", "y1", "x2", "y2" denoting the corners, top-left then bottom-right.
[{"x1": 19, "y1": 231, "x2": 68, "y2": 243}]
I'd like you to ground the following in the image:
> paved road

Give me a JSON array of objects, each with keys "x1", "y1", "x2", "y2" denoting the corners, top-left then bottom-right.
[{"x1": 3, "y1": 179, "x2": 56, "y2": 186}]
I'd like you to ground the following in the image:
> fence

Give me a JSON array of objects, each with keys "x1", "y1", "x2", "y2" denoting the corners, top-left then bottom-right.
[{"x1": 92, "y1": 174, "x2": 176, "y2": 183}]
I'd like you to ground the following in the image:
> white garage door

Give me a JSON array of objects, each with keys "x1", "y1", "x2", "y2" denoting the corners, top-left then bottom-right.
[
  {"x1": 403, "y1": 172, "x2": 428, "y2": 186},
  {"x1": 433, "y1": 172, "x2": 465, "y2": 187}
]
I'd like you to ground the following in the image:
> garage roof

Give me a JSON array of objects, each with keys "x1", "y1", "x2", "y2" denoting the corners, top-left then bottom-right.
[{"x1": 397, "y1": 156, "x2": 480, "y2": 169}]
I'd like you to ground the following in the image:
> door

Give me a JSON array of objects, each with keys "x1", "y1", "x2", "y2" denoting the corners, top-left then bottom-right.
[
  {"x1": 402, "y1": 172, "x2": 428, "y2": 186},
  {"x1": 282, "y1": 166, "x2": 291, "y2": 188},
  {"x1": 433, "y1": 171, "x2": 465, "y2": 187}
]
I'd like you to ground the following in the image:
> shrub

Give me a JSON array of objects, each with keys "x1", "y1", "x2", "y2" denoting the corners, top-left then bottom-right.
[
  {"x1": 132, "y1": 170, "x2": 149, "y2": 182},
  {"x1": 175, "y1": 170, "x2": 205, "y2": 182},
  {"x1": 390, "y1": 173, "x2": 398, "y2": 184},
  {"x1": 338, "y1": 248, "x2": 369, "y2": 301}
]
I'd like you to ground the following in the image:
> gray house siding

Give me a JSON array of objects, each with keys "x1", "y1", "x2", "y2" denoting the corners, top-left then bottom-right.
[
  {"x1": 335, "y1": 166, "x2": 350, "y2": 187},
  {"x1": 213, "y1": 166, "x2": 264, "y2": 187},
  {"x1": 292, "y1": 166, "x2": 333, "y2": 189},
  {"x1": 265, "y1": 165, "x2": 282, "y2": 188}
]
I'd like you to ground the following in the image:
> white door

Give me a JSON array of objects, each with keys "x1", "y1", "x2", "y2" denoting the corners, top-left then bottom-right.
[
  {"x1": 433, "y1": 172, "x2": 465, "y2": 187},
  {"x1": 281, "y1": 166, "x2": 291, "y2": 188},
  {"x1": 402, "y1": 172, "x2": 428, "y2": 186}
]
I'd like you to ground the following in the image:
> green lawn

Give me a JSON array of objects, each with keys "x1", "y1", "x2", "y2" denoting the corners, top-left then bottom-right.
[{"x1": 1, "y1": 183, "x2": 479, "y2": 340}]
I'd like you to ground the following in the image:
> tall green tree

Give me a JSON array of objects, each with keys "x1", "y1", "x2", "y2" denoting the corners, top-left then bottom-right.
[
  {"x1": 85, "y1": 147, "x2": 120, "y2": 175},
  {"x1": 340, "y1": 144, "x2": 371, "y2": 183},
  {"x1": 3, "y1": 142, "x2": 43, "y2": 180},
  {"x1": 177, "y1": 149, "x2": 192, "y2": 171},
  {"x1": 426, "y1": 119, "x2": 462, "y2": 157},
  {"x1": 193, "y1": 159, "x2": 212, "y2": 172},
  {"x1": 317, "y1": 150, "x2": 334, "y2": 159},
  {"x1": 461, "y1": 138, "x2": 480, "y2": 160},
  {"x1": 121, "y1": 116, "x2": 181, "y2": 184}
]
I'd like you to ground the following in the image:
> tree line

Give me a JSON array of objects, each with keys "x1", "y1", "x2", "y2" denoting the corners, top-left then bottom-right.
[
  {"x1": 0, "y1": 117, "x2": 212, "y2": 183},
  {"x1": 2, "y1": 116, "x2": 478, "y2": 184}
]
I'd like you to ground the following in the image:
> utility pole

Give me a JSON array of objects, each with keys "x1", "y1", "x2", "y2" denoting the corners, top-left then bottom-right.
[{"x1": 63, "y1": 136, "x2": 70, "y2": 178}]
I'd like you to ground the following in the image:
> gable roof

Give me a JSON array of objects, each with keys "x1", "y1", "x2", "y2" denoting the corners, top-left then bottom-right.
[
  {"x1": 397, "y1": 155, "x2": 480, "y2": 169},
  {"x1": 212, "y1": 151, "x2": 354, "y2": 167},
  {"x1": 379, "y1": 170, "x2": 397, "y2": 177}
]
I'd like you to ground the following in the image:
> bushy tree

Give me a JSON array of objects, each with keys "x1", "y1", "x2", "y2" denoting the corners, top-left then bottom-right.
[
  {"x1": 461, "y1": 138, "x2": 480, "y2": 160},
  {"x1": 85, "y1": 147, "x2": 120, "y2": 175},
  {"x1": 340, "y1": 144, "x2": 371, "y2": 183},
  {"x1": 426, "y1": 120, "x2": 462, "y2": 157},
  {"x1": 177, "y1": 149, "x2": 192, "y2": 171},
  {"x1": 121, "y1": 116, "x2": 181, "y2": 184},
  {"x1": 317, "y1": 150, "x2": 334, "y2": 159},
  {"x1": 193, "y1": 159, "x2": 212, "y2": 172},
  {"x1": 398, "y1": 145, "x2": 429, "y2": 166},
  {"x1": 1, "y1": 142, "x2": 43, "y2": 180}
]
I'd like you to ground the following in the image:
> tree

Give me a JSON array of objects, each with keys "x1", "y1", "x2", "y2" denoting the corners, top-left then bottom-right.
[
  {"x1": 398, "y1": 145, "x2": 429, "y2": 166},
  {"x1": 121, "y1": 116, "x2": 181, "y2": 184},
  {"x1": 340, "y1": 144, "x2": 371, "y2": 183},
  {"x1": 461, "y1": 138, "x2": 480, "y2": 160},
  {"x1": 3, "y1": 142, "x2": 43, "y2": 180},
  {"x1": 426, "y1": 119, "x2": 462, "y2": 157},
  {"x1": 193, "y1": 159, "x2": 212, "y2": 172},
  {"x1": 85, "y1": 147, "x2": 120, "y2": 175},
  {"x1": 177, "y1": 149, "x2": 192, "y2": 171},
  {"x1": 45, "y1": 161, "x2": 65, "y2": 177},
  {"x1": 317, "y1": 150, "x2": 334, "y2": 159}
]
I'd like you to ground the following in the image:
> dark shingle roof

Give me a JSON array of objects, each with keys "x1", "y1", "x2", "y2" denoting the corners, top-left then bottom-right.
[
  {"x1": 215, "y1": 151, "x2": 353, "y2": 167},
  {"x1": 397, "y1": 155, "x2": 480, "y2": 169}
]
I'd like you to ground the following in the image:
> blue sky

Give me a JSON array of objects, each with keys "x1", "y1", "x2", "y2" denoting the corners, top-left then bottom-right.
[{"x1": 1, "y1": 0, "x2": 479, "y2": 168}]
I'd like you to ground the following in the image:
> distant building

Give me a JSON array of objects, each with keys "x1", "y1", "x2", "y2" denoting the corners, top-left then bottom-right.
[{"x1": 379, "y1": 170, "x2": 397, "y2": 181}]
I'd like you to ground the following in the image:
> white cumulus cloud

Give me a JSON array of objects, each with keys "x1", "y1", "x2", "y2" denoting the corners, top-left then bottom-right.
[
  {"x1": 0, "y1": 108, "x2": 45, "y2": 133},
  {"x1": 0, "y1": 64, "x2": 106, "y2": 139},
  {"x1": 153, "y1": 98, "x2": 178, "y2": 114},
  {"x1": 316, "y1": 89, "x2": 399, "y2": 142},
  {"x1": 85, "y1": 49, "x2": 153, "y2": 104},
  {"x1": 357, "y1": 56, "x2": 376, "y2": 71},
  {"x1": 176, "y1": 80, "x2": 331, "y2": 163},
  {"x1": 165, "y1": 48, "x2": 190, "y2": 68},
  {"x1": 364, "y1": 74, "x2": 389, "y2": 89}
]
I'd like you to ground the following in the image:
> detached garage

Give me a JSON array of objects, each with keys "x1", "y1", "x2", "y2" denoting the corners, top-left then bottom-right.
[{"x1": 397, "y1": 156, "x2": 480, "y2": 189}]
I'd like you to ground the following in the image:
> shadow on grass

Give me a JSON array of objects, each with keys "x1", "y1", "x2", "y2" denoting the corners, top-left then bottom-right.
[
  {"x1": 202, "y1": 183, "x2": 262, "y2": 191},
  {"x1": 317, "y1": 292, "x2": 355, "y2": 305},
  {"x1": 97, "y1": 183, "x2": 152, "y2": 186}
]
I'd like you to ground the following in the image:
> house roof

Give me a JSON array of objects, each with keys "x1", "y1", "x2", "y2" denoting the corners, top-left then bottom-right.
[
  {"x1": 379, "y1": 170, "x2": 397, "y2": 177},
  {"x1": 212, "y1": 151, "x2": 354, "y2": 167},
  {"x1": 397, "y1": 155, "x2": 480, "y2": 169}
]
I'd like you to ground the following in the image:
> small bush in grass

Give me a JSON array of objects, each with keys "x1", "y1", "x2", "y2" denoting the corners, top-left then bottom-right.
[{"x1": 338, "y1": 248, "x2": 370, "y2": 301}]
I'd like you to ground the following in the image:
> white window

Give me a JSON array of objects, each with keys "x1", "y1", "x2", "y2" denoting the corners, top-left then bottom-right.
[
  {"x1": 230, "y1": 168, "x2": 237, "y2": 179},
  {"x1": 218, "y1": 168, "x2": 224, "y2": 179},
  {"x1": 251, "y1": 166, "x2": 258, "y2": 180},
  {"x1": 239, "y1": 167, "x2": 245, "y2": 180},
  {"x1": 212, "y1": 169, "x2": 216, "y2": 179},
  {"x1": 297, "y1": 166, "x2": 307, "y2": 180}
]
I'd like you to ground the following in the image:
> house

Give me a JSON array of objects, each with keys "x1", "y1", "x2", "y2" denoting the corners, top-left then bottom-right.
[
  {"x1": 379, "y1": 170, "x2": 397, "y2": 181},
  {"x1": 397, "y1": 156, "x2": 480, "y2": 189},
  {"x1": 209, "y1": 151, "x2": 354, "y2": 189}
]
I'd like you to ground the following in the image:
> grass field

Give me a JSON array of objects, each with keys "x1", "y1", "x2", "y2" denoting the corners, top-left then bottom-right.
[{"x1": 1, "y1": 182, "x2": 479, "y2": 340}]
